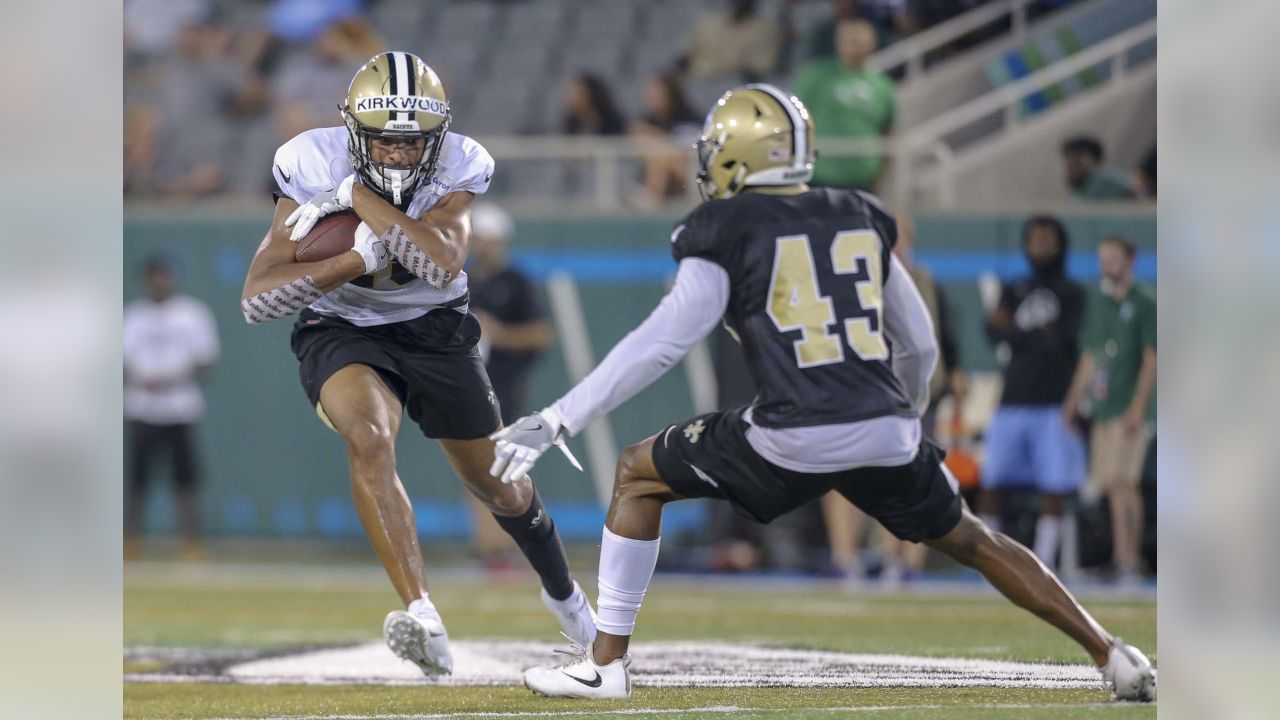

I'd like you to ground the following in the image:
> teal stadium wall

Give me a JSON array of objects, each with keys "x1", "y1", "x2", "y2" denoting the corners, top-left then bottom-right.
[{"x1": 124, "y1": 211, "x2": 1155, "y2": 540}]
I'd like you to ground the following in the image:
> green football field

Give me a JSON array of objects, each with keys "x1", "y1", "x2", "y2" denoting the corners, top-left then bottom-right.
[{"x1": 124, "y1": 556, "x2": 1156, "y2": 719}]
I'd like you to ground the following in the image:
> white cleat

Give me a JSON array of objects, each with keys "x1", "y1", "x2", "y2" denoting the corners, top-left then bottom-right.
[
  {"x1": 541, "y1": 581, "x2": 597, "y2": 648},
  {"x1": 383, "y1": 610, "x2": 454, "y2": 678},
  {"x1": 524, "y1": 642, "x2": 631, "y2": 699},
  {"x1": 1100, "y1": 637, "x2": 1156, "y2": 702}
]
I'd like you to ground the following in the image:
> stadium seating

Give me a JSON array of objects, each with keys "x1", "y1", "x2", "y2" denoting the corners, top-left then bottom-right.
[{"x1": 132, "y1": 0, "x2": 1148, "y2": 206}]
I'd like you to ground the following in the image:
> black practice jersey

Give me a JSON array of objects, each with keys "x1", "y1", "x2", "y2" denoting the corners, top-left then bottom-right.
[{"x1": 672, "y1": 188, "x2": 914, "y2": 429}]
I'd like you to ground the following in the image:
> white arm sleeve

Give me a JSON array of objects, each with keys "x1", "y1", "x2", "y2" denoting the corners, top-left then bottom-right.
[
  {"x1": 548, "y1": 258, "x2": 730, "y2": 436},
  {"x1": 882, "y1": 254, "x2": 939, "y2": 416}
]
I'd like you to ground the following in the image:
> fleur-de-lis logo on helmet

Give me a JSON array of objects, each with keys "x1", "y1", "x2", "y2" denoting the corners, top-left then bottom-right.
[{"x1": 694, "y1": 84, "x2": 816, "y2": 202}]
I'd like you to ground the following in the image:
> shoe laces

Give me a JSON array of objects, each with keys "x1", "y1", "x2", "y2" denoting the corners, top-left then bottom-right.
[
  {"x1": 552, "y1": 632, "x2": 632, "y2": 671},
  {"x1": 551, "y1": 632, "x2": 590, "y2": 668}
]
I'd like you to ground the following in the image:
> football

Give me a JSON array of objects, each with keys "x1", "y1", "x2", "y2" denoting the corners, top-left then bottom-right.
[{"x1": 294, "y1": 211, "x2": 362, "y2": 263}]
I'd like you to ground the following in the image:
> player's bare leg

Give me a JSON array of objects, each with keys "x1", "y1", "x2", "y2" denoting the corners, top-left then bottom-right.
[
  {"x1": 441, "y1": 435, "x2": 534, "y2": 516},
  {"x1": 926, "y1": 507, "x2": 1155, "y2": 699},
  {"x1": 522, "y1": 436, "x2": 670, "y2": 698},
  {"x1": 440, "y1": 436, "x2": 595, "y2": 646},
  {"x1": 594, "y1": 436, "x2": 680, "y2": 665},
  {"x1": 463, "y1": 493, "x2": 517, "y2": 568},
  {"x1": 319, "y1": 365, "x2": 426, "y2": 604},
  {"x1": 926, "y1": 507, "x2": 1111, "y2": 664},
  {"x1": 321, "y1": 364, "x2": 453, "y2": 676}
]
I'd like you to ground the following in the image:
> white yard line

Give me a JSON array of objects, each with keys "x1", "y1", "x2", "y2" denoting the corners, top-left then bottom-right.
[{"x1": 127, "y1": 640, "x2": 1106, "y2": 691}]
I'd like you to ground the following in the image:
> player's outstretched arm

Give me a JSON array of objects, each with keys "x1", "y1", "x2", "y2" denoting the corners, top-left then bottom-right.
[
  {"x1": 351, "y1": 184, "x2": 473, "y2": 288},
  {"x1": 240, "y1": 198, "x2": 368, "y2": 324}
]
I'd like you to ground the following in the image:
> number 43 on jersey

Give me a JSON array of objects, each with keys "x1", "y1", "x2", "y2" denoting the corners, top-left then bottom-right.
[{"x1": 767, "y1": 230, "x2": 888, "y2": 368}]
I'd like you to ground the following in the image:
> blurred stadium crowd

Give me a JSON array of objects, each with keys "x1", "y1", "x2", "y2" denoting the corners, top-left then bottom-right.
[
  {"x1": 125, "y1": 0, "x2": 1154, "y2": 206},
  {"x1": 124, "y1": 0, "x2": 1157, "y2": 590}
]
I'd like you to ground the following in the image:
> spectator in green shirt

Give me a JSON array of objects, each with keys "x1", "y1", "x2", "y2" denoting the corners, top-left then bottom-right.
[
  {"x1": 794, "y1": 19, "x2": 896, "y2": 192},
  {"x1": 1062, "y1": 236, "x2": 1157, "y2": 585},
  {"x1": 1062, "y1": 136, "x2": 1139, "y2": 201},
  {"x1": 803, "y1": 0, "x2": 890, "y2": 61}
]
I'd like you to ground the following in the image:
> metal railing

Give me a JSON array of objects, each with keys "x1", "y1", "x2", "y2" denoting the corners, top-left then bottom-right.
[
  {"x1": 893, "y1": 17, "x2": 1158, "y2": 205},
  {"x1": 477, "y1": 19, "x2": 1154, "y2": 212},
  {"x1": 477, "y1": 135, "x2": 927, "y2": 213},
  {"x1": 867, "y1": 0, "x2": 1034, "y2": 81}
]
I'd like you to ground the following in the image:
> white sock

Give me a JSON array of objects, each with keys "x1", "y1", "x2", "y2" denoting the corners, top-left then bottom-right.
[
  {"x1": 1034, "y1": 515, "x2": 1062, "y2": 568},
  {"x1": 595, "y1": 526, "x2": 660, "y2": 637},
  {"x1": 408, "y1": 593, "x2": 441, "y2": 621},
  {"x1": 979, "y1": 513, "x2": 1001, "y2": 533},
  {"x1": 544, "y1": 581, "x2": 585, "y2": 612}
]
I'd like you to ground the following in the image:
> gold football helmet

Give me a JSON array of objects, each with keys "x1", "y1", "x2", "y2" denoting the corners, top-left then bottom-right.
[
  {"x1": 694, "y1": 84, "x2": 816, "y2": 201},
  {"x1": 341, "y1": 52, "x2": 450, "y2": 205}
]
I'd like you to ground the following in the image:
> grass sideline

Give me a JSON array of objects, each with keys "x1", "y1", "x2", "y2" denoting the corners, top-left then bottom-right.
[
  {"x1": 124, "y1": 685, "x2": 1155, "y2": 719},
  {"x1": 125, "y1": 561, "x2": 1156, "y2": 719}
]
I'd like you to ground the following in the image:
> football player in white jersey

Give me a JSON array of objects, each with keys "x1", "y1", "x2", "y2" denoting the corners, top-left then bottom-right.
[
  {"x1": 490, "y1": 85, "x2": 1155, "y2": 701},
  {"x1": 239, "y1": 52, "x2": 594, "y2": 677}
]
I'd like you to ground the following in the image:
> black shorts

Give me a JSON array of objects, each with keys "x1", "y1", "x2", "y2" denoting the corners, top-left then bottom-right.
[
  {"x1": 651, "y1": 408, "x2": 963, "y2": 543},
  {"x1": 290, "y1": 306, "x2": 502, "y2": 440}
]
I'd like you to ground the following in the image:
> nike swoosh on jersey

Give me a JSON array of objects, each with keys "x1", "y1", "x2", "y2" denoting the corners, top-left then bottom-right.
[
  {"x1": 564, "y1": 669, "x2": 603, "y2": 688},
  {"x1": 529, "y1": 423, "x2": 543, "y2": 431},
  {"x1": 277, "y1": 165, "x2": 291, "y2": 183}
]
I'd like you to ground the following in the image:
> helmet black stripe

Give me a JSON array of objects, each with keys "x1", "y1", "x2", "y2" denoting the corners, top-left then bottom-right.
[
  {"x1": 403, "y1": 53, "x2": 417, "y2": 122},
  {"x1": 384, "y1": 52, "x2": 401, "y2": 122}
]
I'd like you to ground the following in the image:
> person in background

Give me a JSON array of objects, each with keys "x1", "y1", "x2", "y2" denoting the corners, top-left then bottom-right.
[
  {"x1": 126, "y1": 6, "x2": 264, "y2": 197},
  {"x1": 890, "y1": 213, "x2": 965, "y2": 438},
  {"x1": 1136, "y1": 145, "x2": 1156, "y2": 198},
  {"x1": 1062, "y1": 236, "x2": 1156, "y2": 586},
  {"x1": 562, "y1": 73, "x2": 627, "y2": 137},
  {"x1": 270, "y1": 1, "x2": 383, "y2": 143},
  {"x1": 467, "y1": 203, "x2": 555, "y2": 571},
  {"x1": 795, "y1": 19, "x2": 896, "y2": 193},
  {"x1": 561, "y1": 72, "x2": 627, "y2": 196},
  {"x1": 804, "y1": 0, "x2": 890, "y2": 60},
  {"x1": 124, "y1": 256, "x2": 220, "y2": 560},
  {"x1": 629, "y1": 72, "x2": 702, "y2": 205},
  {"x1": 1061, "y1": 136, "x2": 1139, "y2": 201},
  {"x1": 680, "y1": 0, "x2": 781, "y2": 81},
  {"x1": 978, "y1": 215, "x2": 1086, "y2": 572},
  {"x1": 823, "y1": 212, "x2": 965, "y2": 586}
]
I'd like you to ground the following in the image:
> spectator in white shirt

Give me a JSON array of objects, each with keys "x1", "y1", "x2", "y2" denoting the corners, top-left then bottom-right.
[{"x1": 123, "y1": 256, "x2": 220, "y2": 559}]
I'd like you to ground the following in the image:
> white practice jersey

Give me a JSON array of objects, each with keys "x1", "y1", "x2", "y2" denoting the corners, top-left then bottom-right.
[
  {"x1": 271, "y1": 126, "x2": 495, "y2": 326},
  {"x1": 124, "y1": 295, "x2": 220, "y2": 425}
]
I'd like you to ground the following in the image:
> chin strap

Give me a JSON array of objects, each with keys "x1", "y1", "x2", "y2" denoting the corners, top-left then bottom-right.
[
  {"x1": 390, "y1": 172, "x2": 403, "y2": 205},
  {"x1": 381, "y1": 224, "x2": 453, "y2": 289}
]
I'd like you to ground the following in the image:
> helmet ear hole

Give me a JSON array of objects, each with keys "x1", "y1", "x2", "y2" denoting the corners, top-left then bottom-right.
[{"x1": 721, "y1": 160, "x2": 736, "y2": 170}]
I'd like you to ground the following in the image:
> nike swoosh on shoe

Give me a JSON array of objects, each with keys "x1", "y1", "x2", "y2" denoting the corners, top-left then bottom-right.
[{"x1": 565, "y1": 670, "x2": 602, "y2": 688}]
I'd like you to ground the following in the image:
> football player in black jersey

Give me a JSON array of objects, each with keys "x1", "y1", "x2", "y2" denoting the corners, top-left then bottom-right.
[{"x1": 490, "y1": 84, "x2": 1155, "y2": 702}]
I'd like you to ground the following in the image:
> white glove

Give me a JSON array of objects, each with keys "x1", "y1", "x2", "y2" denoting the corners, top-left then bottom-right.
[
  {"x1": 489, "y1": 409, "x2": 582, "y2": 484},
  {"x1": 352, "y1": 222, "x2": 390, "y2": 274},
  {"x1": 285, "y1": 174, "x2": 356, "y2": 241}
]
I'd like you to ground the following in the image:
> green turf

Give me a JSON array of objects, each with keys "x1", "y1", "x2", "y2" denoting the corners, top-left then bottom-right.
[
  {"x1": 125, "y1": 562, "x2": 1157, "y2": 719},
  {"x1": 124, "y1": 684, "x2": 1154, "y2": 719}
]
